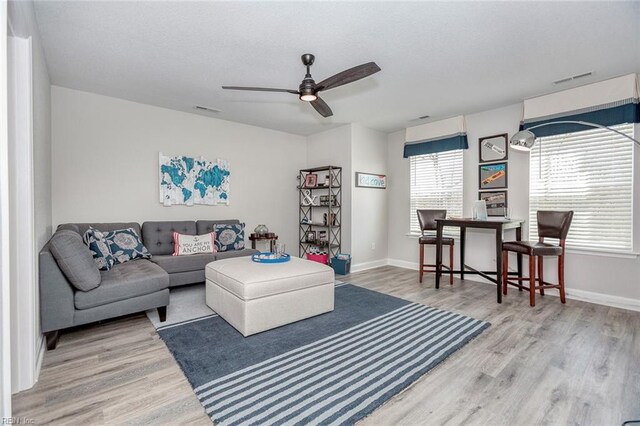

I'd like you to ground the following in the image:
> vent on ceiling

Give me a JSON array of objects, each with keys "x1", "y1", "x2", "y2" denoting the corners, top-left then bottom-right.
[
  {"x1": 553, "y1": 71, "x2": 593, "y2": 85},
  {"x1": 194, "y1": 105, "x2": 221, "y2": 113},
  {"x1": 409, "y1": 114, "x2": 430, "y2": 122}
]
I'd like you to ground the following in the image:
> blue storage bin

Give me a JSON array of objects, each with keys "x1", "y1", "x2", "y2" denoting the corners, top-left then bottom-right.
[{"x1": 331, "y1": 255, "x2": 351, "y2": 275}]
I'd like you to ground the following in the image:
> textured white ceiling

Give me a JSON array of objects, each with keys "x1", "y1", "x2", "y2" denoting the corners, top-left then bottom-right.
[{"x1": 33, "y1": 1, "x2": 640, "y2": 136}]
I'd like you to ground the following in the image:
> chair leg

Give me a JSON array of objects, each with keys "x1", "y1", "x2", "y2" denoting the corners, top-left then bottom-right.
[
  {"x1": 419, "y1": 243, "x2": 424, "y2": 283},
  {"x1": 529, "y1": 256, "x2": 536, "y2": 307},
  {"x1": 559, "y1": 255, "x2": 566, "y2": 304},
  {"x1": 502, "y1": 250, "x2": 509, "y2": 296},
  {"x1": 449, "y1": 243, "x2": 454, "y2": 285},
  {"x1": 538, "y1": 256, "x2": 545, "y2": 296}
]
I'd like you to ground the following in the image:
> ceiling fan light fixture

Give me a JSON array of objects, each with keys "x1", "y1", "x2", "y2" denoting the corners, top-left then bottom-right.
[{"x1": 299, "y1": 86, "x2": 317, "y2": 102}]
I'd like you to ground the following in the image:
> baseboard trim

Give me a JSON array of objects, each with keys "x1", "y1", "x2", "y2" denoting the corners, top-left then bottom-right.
[
  {"x1": 387, "y1": 258, "x2": 419, "y2": 271},
  {"x1": 386, "y1": 258, "x2": 640, "y2": 313},
  {"x1": 34, "y1": 334, "x2": 45, "y2": 385},
  {"x1": 350, "y1": 259, "x2": 389, "y2": 273},
  {"x1": 563, "y1": 288, "x2": 640, "y2": 313}
]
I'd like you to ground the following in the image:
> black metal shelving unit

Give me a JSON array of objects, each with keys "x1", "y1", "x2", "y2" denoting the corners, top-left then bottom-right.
[{"x1": 298, "y1": 166, "x2": 342, "y2": 263}]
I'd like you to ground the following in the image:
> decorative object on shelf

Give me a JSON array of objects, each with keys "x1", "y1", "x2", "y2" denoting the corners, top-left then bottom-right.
[
  {"x1": 254, "y1": 224, "x2": 269, "y2": 236},
  {"x1": 252, "y1": 252, "x2": 291, "y2": 263},
  {"x1": 299, "y1": 166, "x2": 342, "y2": 263},
  {"x1": 319, "y1": 195, "x2": 338, "y2": 206},
  {"x1": 304, "y1": 173, "x2": 318, "y2": 188},
  {"x1": 472, "y1": 200, "x2": 488, "y2": 220},
  {"x1": 323, "y1": 212, "x2": 337, "y2": 226},
  {"x1": 479, "y1": 191, "x2": 507, "y2": 217},
  {"x1": 355, "y1": 172, "x2": 387, "y2": 189},
  {"x1": 479, "y1": 162, "x2": 507, "y2": 190},
  {"x1": 300, "y1": 189, "x2": 318, "y2": 207},
  {"x1": 479, "y1": 134, "x2": 508, "y2": 163},
  {"x1": 305, "y1": 230, "x2": 317, "y2": 242},
  {"x1": 159, "y1": 153, "x2": 230, "y2": 206}
]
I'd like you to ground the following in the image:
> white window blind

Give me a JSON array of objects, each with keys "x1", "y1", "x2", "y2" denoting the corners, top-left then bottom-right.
[
  {"x1": 529, "y1": 123, "x2": 634, "y2": 252},
  {"x1": 409, "y1": 150, "x2": 463, "y2": 235}
]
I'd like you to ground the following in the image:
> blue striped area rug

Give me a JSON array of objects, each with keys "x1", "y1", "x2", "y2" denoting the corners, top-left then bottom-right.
[{"x1": 158, "y1": 284, "x2": 489, "y2": 425}]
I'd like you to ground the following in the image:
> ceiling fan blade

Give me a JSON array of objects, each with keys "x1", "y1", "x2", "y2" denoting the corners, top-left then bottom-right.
[
  {"x1": 315, "y1": 62, "x2": 381, "y2": 92},
  {"x1": 222, "y1": 86, "x2": 299, "y2": 94},
  {"x1": 310, "y1": 96, "x2": 333, "y2": 118}
]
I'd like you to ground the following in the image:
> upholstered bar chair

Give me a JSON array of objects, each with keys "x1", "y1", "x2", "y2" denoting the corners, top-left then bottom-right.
[
  {"x1": 502, "y1": 210, "x2": 574, "y2": 307},
  {"x1": 417, "y1": 209, "x2": 454, "y2": 285}
]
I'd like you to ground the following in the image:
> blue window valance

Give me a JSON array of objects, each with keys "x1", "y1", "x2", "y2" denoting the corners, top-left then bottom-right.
[
  {"x1": 520, "y1": 73, "x2": 639, "y2": 138},
  {"x1": 403, "y1": 115, "x2": 468, "y2": 158}
]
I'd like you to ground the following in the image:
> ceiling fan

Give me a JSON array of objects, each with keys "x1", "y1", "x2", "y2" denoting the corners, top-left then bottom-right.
[{"x1": 222, "y1": 54, "x2": 381, "y2": 118}]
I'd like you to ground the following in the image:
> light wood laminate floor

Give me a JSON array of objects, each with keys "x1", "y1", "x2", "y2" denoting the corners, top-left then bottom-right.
[{"x1": 13, "y1": 266, "x2": 640, "y2": 425}]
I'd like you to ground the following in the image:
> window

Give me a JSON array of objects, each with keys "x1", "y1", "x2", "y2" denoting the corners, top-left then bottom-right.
[
  {"x1": 529, "y1": 123, "x2": 634, "y2": 252},
  {"x1": 409, "y1": 150, "x2": 464, "y2": 235}
]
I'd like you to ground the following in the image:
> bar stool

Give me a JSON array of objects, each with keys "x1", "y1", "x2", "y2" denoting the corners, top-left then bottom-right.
[
  {"x1": 417, "y1": 209, "x2": 454, "y2": 285},
  {"x1": 502, "y1": 210, "x2": 574, "y2": 307}
]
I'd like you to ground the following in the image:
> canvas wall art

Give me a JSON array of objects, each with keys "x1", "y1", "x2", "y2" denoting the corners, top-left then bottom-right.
[
  {"x1": 479, "y1": 162, "x2": 507, "y2": 190},
  {"x1": 159, "y1": 153, "x2": 230, "y2": 206}
]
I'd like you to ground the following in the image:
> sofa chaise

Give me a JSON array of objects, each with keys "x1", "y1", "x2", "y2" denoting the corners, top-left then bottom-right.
[{"x1": 40, "y1": 219, "x2": 258, "y2": 349}]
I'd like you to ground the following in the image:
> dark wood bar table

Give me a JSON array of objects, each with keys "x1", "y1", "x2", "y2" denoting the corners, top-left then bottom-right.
[{"x1": 435, "y1": 218, "x2": 526, "y2": 303}]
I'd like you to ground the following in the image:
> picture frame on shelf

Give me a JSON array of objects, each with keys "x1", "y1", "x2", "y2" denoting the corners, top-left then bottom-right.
[
  {"x1": 305, "y1": 230, "x2": 316, "y2": 242},
  {"x1": 479, "y1": 191, "x2": 508, "y2": 216},
  {"x1": 304, "y1": 173, "x2": 318, "y2": 188},
  {"x1": 479, "y1": 133, "x2": 508, "y2": 163},
  {"x1": 479, "y1": 162, "x2": 507, "y2": 190}
]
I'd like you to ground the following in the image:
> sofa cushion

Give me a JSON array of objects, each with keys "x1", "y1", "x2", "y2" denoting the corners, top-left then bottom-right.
[
  {"x1": 150, "y1": 253, "x2": 216, "y2": 274},
  {"x1": 173, "y1": 232, "x2": 216, "y2": 256},
  {"x1": 142, "y1": 221, "x2": 196, "y2": 255},
  {"x1": 196, "y1": 219, "x2": 240, "y2": 234},
  {"x1": 58, "y1": 222, "x2": 142, "y2": 238},
  {"x1": 83, "y1": 227, "x2": 116, "y2": 271},
  {"x1": 104, "y1": 228, "x2": 152, "y2": 264},
  {"x1": 214, "y1": 223, "x2": 246, "y2": 252},
  {"x1": 74, "y1": 259, "x2": 169, "y2": 310},
  {"x1": 50, "y1": 230, "x2": 102, "y2": 292},
  {"x1": 214, "y1": 248, "x2": 259, "y2": 261}
]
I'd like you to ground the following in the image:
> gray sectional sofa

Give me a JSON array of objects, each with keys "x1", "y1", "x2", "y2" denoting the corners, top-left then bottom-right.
[{"x1": 40, "y1": 219, "x2": 258, "y2": 349}]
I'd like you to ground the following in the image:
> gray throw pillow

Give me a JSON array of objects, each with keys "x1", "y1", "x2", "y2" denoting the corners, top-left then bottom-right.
[{"x1": 50, "y1": 230, "x2": 101, "y2": 292}]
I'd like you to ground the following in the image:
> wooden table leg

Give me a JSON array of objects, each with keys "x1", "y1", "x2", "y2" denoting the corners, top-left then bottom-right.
[
  {"x1": 435, "y1": 222, "x2": 443, "y2": 289},
  {"x1": 459, "y1": 227, "x2": 466, "y2": 280},
  {"x1": 516, "y1": 226, "x2": 523, "y2": 291},
  {"x1": 495, "y1": 226, "x2": 504, "y2": 303}
]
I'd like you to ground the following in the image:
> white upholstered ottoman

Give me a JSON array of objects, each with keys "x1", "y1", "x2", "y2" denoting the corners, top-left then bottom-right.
[{"x1": 205, "y1": 256, "x2": 335, "y2": 336}]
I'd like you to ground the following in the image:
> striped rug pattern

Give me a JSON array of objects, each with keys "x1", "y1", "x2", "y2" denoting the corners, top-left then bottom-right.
[{"x1": 191, "y1": 300, "x2": 489, "y2": 425}]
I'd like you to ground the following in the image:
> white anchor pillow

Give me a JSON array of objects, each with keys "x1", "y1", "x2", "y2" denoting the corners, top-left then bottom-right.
[{"x1": 173, "y1": 232, "x2": 216, "y2": 256}]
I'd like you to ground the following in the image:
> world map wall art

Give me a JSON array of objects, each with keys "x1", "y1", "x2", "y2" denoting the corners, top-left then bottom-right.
[{"x1": 159, "y1": 153, "x2": 230, "y2": 206}]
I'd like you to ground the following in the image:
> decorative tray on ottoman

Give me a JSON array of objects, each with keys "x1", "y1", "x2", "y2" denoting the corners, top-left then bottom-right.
[{"x1": 251, "y1": 252, "x2": 291, "y2": 264}]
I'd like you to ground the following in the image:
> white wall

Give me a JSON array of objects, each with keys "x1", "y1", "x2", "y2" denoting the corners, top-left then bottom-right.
[
  {"x1": 8, "y1": 0, "x2": 51, "y2": 393},
  {"x1": 351, "y1": 124, "x2": 388, "y2": 269},
  {"x1": 51, "y1": 86, "x2": 307, "y2": 253},
  {"x1": 306, "y1": 125, "x2": 353, "y2": 255},
  {"x1": 388, "y1": 103, "x2": 640, "y2": 309},
  {"x1": 1, "y1": 0, "x2": 12, "y2": 415}
]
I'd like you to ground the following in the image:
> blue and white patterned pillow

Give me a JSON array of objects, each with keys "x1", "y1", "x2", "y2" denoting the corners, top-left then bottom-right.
[
  {"x1": 83, "y1": 227, "x2": 116, "y2": 271},
  {"x1": 214, "y1": 223, "x2": 245, "y2": 252},
  {"x1": 104, "y1": 228, "x2": 152, "y2": 264}
]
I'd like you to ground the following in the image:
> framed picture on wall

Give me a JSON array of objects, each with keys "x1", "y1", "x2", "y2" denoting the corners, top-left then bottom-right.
[
  {"x1": 479, "y1": 191, "x2": 507, "y2": 216},
  {"x1": 479, "y1": 133, "x2": 508, "y2": 163},
  {"x1": 479, "y1": 162, "x2": 507, "y2": 190}
]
